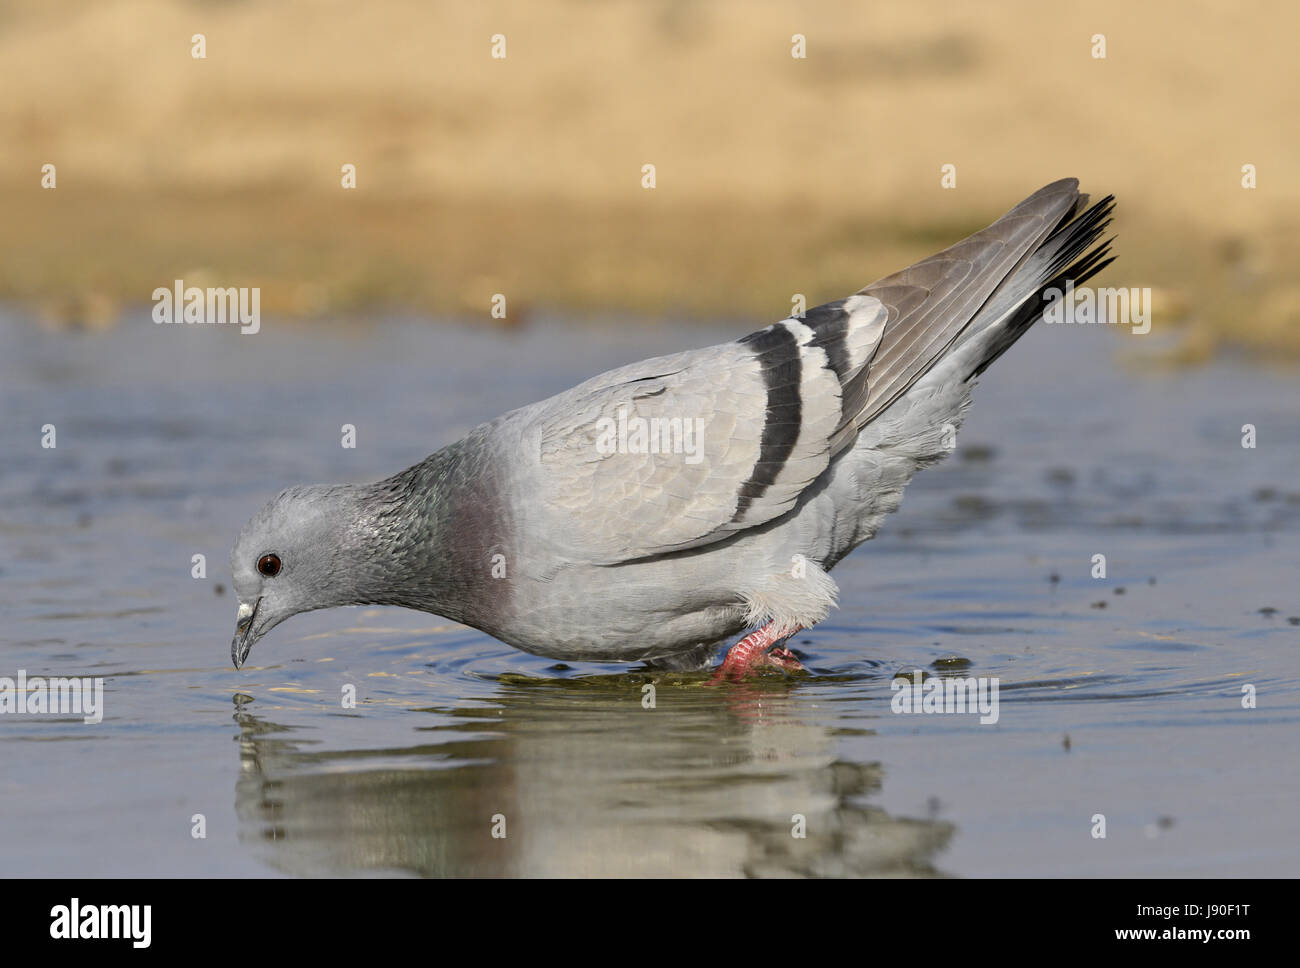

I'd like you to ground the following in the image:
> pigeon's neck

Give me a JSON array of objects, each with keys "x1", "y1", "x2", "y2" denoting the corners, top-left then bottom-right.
[{"x1": 339, "y1": 436, "x2": 501, "y2": 626}]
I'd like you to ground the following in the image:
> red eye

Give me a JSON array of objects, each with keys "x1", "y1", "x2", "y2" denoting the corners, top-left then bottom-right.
[{"x1": 257, "y1": 554, "x2": 281, "y2": 577}]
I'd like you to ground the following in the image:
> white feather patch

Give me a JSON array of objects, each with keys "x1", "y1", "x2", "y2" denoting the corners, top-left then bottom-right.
[
  {"x1": 741, "y1": 556, "x2": 839, "y2": 631},
  {"x1": 842, "y1": 294, "x2": 888, "y2": 371}
]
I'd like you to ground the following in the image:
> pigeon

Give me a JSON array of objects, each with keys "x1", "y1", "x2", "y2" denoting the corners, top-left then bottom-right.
[{"x1": 231, "y1": 178, "x2": 1114, "y2": 678}]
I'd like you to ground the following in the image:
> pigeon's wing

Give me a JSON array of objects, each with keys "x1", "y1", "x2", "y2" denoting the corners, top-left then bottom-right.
[
  {"x1": 521, "y1": 179, "x2": 1084, "y2": 566},
  {"x1": 520, "y1": 309, "x2": 883, "y2": 565}
]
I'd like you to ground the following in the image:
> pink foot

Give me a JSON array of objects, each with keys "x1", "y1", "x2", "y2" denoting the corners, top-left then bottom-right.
[{"x1": 710, "y1": 622, "x2": 806, "y2": 682}]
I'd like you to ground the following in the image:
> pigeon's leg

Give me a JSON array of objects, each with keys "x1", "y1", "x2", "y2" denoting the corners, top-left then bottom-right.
[{"x1": 711, "y1": 622, "x2": 805, "y2": 681}]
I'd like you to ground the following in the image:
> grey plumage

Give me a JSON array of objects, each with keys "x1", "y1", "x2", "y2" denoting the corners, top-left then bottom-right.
[{"x1": 230, "y1": 179, "x2": 1115, "y2": 670}]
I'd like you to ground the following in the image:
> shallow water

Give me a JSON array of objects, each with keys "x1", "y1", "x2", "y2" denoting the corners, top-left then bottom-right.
[{"x1": 2, "y1": 307, "x2": 1298, "y2": 877}]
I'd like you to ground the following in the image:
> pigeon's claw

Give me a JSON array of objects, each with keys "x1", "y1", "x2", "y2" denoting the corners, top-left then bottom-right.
[
  {"x1": 763, "y1": 645, "x2": 806, "y2": 673},
  {"x1": 710, "y1": 622, "x2": 807, "y2": 682}
]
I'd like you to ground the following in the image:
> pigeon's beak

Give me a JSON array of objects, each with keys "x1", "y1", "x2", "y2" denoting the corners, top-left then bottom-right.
[{"x1": 231, "y1": 598, "x2": 261, "y2": 669}]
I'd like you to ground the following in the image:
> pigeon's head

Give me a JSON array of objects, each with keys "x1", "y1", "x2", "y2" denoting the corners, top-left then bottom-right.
[{"x1": 229, "y1": 485, "x2": 360, "y2": 668}]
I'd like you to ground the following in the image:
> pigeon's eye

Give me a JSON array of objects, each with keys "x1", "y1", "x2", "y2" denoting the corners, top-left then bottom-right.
[{"x1": 257, "y1": 554, "x2": 282, "y2": 577}]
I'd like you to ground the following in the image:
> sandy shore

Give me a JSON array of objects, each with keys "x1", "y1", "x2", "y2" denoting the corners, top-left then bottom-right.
[{"x1": 3, "y1": 0, "x2": 1296, "y2": 357}]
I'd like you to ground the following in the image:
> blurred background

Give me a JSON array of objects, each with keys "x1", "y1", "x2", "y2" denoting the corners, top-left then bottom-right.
[{"x1": 3, "y1": 0, "x2": 1297, "y2": 358}]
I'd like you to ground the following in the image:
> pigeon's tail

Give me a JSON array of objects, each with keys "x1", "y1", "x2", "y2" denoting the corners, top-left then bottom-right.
[{"x1": 953, "y1": 194, "x2": 1116, "y2": 382}]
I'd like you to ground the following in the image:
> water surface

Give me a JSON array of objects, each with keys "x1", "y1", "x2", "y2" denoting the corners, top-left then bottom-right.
[{"x1": 2, "y1": 308, "x2": 1297, "y2": 876}]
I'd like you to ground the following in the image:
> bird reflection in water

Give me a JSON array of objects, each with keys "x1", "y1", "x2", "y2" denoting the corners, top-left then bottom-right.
[{"x1": 232, "y1": 674, "x2": 953, "y2": 877}]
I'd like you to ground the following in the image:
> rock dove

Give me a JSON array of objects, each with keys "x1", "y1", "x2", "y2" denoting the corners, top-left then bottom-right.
[{"x1": 231, "y1": 178, "x2": 1114, "y2": 678}]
